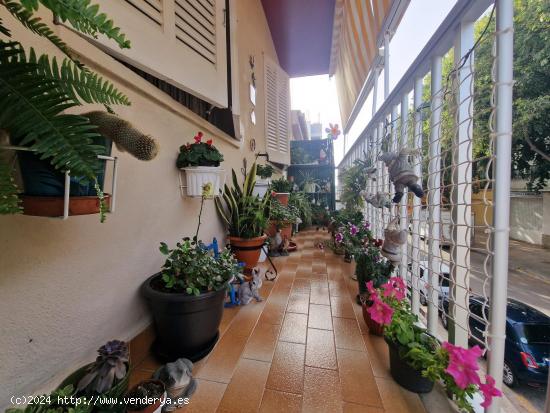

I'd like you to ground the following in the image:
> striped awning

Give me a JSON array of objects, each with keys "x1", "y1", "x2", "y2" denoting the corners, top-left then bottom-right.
[{"x1": 329, "y1": 0, "x2": 395, "y2": 130}]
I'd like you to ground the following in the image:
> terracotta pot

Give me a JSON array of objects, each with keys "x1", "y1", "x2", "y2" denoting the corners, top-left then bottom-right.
[
  {"x1": 274, "y1": 192, "x2": 289, "y2": 206},
  {"x1": 266, "y1": 222, "x2": 292, "y2": 240},
  {"x1": 362, "y1": 303, "x2": 385, "y2": 336},
  {"x1": 229, "y1": 235, "x2": 267, "y2": 271},
  {"x1": 21, "y1": 194, "x2": 111, "y2": 217},
  {"x1": 125, "y1": 379, "x2": 167, "y2": 413},
  {"x1": 287, "y1": 241, "x2": 297, "y2": 252}
]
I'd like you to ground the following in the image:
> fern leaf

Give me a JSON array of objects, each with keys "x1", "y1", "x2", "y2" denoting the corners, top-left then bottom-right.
[
  {"x1": 0, "y1": 41, "x2": 103, "y2": 179},
  {"x1": 0, "y1": 153, "x2": 22, "y2": 214},
  {"x1": 37, "y1": 0, "x2": 131, "y2": 49},
  {"x1": 2, "y1": 1, "x2": 74, "y2": 57}
]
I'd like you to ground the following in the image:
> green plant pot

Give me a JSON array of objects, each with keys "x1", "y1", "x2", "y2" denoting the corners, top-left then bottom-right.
[{"x1": 58, "y1": 363, "x2": 130, "y2": 411}]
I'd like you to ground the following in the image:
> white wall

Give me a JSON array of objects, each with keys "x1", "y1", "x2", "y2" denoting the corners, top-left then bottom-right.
[
  {"x1": 509, "y1": 194, "x2": 543, "y2": 245},
  {"x1": 0, "y1": 0, "x2": 278, "y2": 406}
]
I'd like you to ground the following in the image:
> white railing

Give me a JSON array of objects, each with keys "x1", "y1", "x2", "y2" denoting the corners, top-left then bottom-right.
[{"x1": 338, "y1": 1, "x2": 520, "y2": 411}]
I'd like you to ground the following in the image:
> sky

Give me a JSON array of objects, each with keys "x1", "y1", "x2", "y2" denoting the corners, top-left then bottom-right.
[{"x1": 289, "y1": 0, "x2": 457, "y2": 166}]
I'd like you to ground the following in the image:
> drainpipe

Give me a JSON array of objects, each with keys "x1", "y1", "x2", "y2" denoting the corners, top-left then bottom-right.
[{"x1": 384, "y1": 32, "x2": 390, "y2": 99}]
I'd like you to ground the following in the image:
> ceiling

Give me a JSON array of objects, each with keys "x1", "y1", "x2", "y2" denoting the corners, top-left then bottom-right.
[{"x1": 261, "y1": 0, "x2": 336, "y2": 78}]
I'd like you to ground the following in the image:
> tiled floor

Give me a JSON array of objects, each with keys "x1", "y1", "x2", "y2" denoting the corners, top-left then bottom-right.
[{"x1": 130, "y1": 229, "x2": 427, "y2": 413}]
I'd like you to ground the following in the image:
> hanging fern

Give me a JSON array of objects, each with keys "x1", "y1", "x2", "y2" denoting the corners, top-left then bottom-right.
[{"x1": 0, "y1": 0, "x2": 131, "y2": 217}]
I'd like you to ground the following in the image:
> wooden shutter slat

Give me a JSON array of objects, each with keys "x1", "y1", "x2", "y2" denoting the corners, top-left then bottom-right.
[{"x1": 124, "y1": 0, "x2": 163, "y2": 25}]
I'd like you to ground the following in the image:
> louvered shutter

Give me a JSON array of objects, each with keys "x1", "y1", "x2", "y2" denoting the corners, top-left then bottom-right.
[
  {"x1": 264, "y1": 56, "x2": 290, "y2": 165},
  {"x1": 80, "y1": 0, "x2": 227, "y2": 107}
]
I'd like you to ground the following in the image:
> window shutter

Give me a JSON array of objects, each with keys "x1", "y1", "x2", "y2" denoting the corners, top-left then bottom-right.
[
  {"x1": 81, "y1": 0, "x2": 227, "y2": 107},
  {"x1": 264, "y1": 56, "x2": 290, "y2": 165}
]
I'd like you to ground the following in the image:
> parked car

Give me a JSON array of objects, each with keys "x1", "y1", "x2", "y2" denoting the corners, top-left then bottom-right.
[
  {"x1": 440, "y1": 295, "x2": 550, "y2": 387},
  {"x1": 406, "y1": 261, "x2": 450, "y2": 306}
]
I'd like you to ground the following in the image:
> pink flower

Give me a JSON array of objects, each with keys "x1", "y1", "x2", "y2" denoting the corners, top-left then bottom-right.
[
  {"x1": 367, "y1": 295, "x2": 394, "y2": 325},
  {"x1": 349, "y1": 224, "x2": 358, "y2": 236},
  {"x1": 442, "y1": 342, "x2": 483, "y2": 389},
  {"x1": 381, "y1": 277, "x2": 406, "y2": 301},
  {"x1": 364, "y1": 221, "x2": 370, "y2": 229},
  {"x1": 335, "y1": 232, "x2": 343, "y2": 244},
  {"x1": 366, "y1": 281, "x2": 377, "y2": 296},
  {"x1": 479, "y1": 375, "x2": 502, "y2": 408}
]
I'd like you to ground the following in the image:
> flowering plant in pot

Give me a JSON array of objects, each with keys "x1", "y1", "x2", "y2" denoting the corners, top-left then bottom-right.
[
  {"x1": 366, "y1": 279, "x2": 502, "y2": 410},
  {"x1": 177, "y1": 131, "x2": 224, "y2": 197},
  {"x1": 267, "y1": 197, "x2": 300, "y2": 240},
  {"x1": 269, "y1": 177, "x2": 293, "y2": 205},
  {"x1": 215, "y1": 163, "x2": 271, "y2": 275}
]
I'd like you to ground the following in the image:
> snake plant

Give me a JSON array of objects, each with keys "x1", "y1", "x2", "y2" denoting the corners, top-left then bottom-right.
[{"x1": 215, "y1": 162, "x2": 271, "y2": 239}]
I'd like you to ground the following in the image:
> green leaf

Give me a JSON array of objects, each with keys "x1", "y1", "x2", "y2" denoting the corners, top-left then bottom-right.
[{"x1": 159, "y1": 242, "x2": 169, "y2": 255}]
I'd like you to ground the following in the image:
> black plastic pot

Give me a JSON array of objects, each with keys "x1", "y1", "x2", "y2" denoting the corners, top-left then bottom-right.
[
  {"x1": 385, "y1": 338, "x2": 434, "y2": 393},
  {"x1": 141, "y1": 274, "x2": 226, "y2": 362}
]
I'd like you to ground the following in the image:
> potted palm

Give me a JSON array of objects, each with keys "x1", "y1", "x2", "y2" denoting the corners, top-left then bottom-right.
[
  {"x1": 270, "y1": 177, "x2": 292, "y2": 206},
  {"x1": 215, "y1": 163, "x2": 270, "y2": 275},
  {"x1": 254, "y1": 164, "x2": 274, "y2": 197},
  {"x1": 177, "y1": 131, "x2": 224, "y2": 197}
]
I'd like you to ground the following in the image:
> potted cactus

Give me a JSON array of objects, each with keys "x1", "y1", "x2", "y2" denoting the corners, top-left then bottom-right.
[
  {"x1": 56, "y1": 340, "x2": 130, "y2": 410},
  {"x1": 215, "y1": 163, "x2": 271, "y2": 275},
  {"x1": 177, "y1": 131, "x2": 224, "y2": 197}
]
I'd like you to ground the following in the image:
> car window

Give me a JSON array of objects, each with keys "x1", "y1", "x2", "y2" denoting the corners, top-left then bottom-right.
[
  {"x1": 515, "y1": 324, "x2": 550, "y2": 344},
  {"x1": 469, "y1": 302, "x2": 482, "y2": 316}
]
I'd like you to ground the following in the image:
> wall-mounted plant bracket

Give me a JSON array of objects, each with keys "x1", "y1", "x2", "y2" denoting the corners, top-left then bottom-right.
[{"x1": 1, "y1": 145, "x2": 118, "y2": 220}]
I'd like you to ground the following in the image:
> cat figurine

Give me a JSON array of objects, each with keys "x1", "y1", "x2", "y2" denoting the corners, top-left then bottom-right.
[
  {"x1": 153, "y1": 358, "x2": 197, "y2": 411},
  {"x1": 238, "y1": 268, "x2": 263, "y2": 305}
]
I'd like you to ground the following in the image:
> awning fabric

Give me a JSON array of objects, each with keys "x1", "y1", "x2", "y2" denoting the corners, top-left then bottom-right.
[{"x1": 329, "y1": 0, "x2": 392, "y2": 130}]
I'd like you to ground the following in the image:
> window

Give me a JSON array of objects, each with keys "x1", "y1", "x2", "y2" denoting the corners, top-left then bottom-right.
[
  {"x1": 264, "y1": 55, "x2": 290, "y2": 165},
  {"x1": 83, "y1": 0, "x2": 228, "y2": 107}
]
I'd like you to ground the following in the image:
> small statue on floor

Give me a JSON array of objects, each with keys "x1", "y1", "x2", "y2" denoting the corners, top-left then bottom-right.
[
  {"x1": 268, "y1": 231, "x2": 283, "y2": 257},
  {"x1": 238, "y1": 268, "x2": 263, "y2": 305},
  {"x1": 362, "y1": 192, "x2": 392, "y2": 209},
  {"x1": 378, "y1": 148, "x2": 424, "y2": 203},
  {"x1": 153, "y1": 358, "x2": 197, "y2": 411},
  {"x1": 381, "y1": 217, "x2": 407, "y2": 263}
]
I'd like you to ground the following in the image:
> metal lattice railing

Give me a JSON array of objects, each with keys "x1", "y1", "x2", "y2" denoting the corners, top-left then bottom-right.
[{"x1": 338, "y1": 1, "x2": 517, "y2": 411}]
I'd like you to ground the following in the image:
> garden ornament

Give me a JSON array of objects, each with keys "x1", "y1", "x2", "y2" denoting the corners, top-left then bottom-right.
[
  {"x1": 363, "y1": 192, "x2": 392, "y2": 209},
  {"x1": 381, "y1": 217, "x2": 407, "y2": 263},
  {"x1": 153, "y1": 358, "x2": 197, "y2": 411},
  {"x1": 378, "y1": 148, "x2": 424, "y2": 203},
  {"x1": 268, "y1": 231, "x2": 284, "y2": 256},
  {"x1": 238, "y1": 268, "x2": 263, "y2": 305}
]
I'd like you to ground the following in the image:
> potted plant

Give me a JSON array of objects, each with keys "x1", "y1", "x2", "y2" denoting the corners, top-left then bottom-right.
[
  {"x1": 254, "y1": 164, "x2": 275, "y2": 197},
  {"x1": 215, "y1": 164, "x2": 270, "y2": 275},
  {"x1": 177, "y1": 131, "x2": 224, "y2": 197},
  {"x1": 125, "y1": 380, "x2": 167, "y2": 413},
  {"x1": 299, "y1": 171, "x2": 320, "y2": 194},
  {"x1": 0, "y1": 1, "x2": 150, "y2": 222},
  {"x1": 57, "y1": 340, "x2": 130, "y2": 410},
  {"x1": 288, "y1": 191, "x2": 312, "y2": 230},
  {"x1": 267, "y1": 198, "x2": 299, "y2": 240},
  {"x1": 142, "y1": 235, "x2": 241, "y2": 361},
  {"x1": 366, "y1": 279, "x2": 503, "y2": 411},
  {"x1": 269, "y1": 177, "x2": 293, "y2": 206}
]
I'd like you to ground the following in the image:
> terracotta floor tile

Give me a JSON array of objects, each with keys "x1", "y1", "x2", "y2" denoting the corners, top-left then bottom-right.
[
  {"x1": 259, "y1": 389, "x2": 303, "y2": 413},
  {"x1": 329, "y1": 279, "x2": 349, "y2": 297},
  {"x1": 337, "y1": 348, "x2": 383, "y2": 408},
  {"x1": 266, "y1": 341, "x2": 305, "y2": 393},
  {"x1": 308, "y1": 304, "x2": 333, "y2": 330},
  {"x1": 305, "y1": 328, "x2": 337, "y2": 370},
  {"x1": 258, "y1": 300, "x2": 286, "y2": 325},
  {"x1": 333, "y1": 317, "x2": 366, "y2": 351},
  {"x1": 225, "y1": 302, "x2": 264, "y2": 337},
  {"x1": 219, "y1": 306, "x2": 240, "y2": 335},
  {"x1": 363, "y1": 334, "x2": 391, "y2": 378},
  {"x1": 376, "y1": 377, "x2": 427, "y2": 413},
  {"x1": 136, "y1": 354, "x2": 161, "y2": 372},
  {"x1": 195, "y1": 333, "x2": 248, "y2": 383},
  {"x1": 129, "y1": 325, "x2": 155, "y2": 366},
  {"x1": 216, "y1": 358, "x2": 271, "y2": 413},
  {"x1": 286, "y1": 292, "x2": 310, "y2": 314},
  {"x1": 184, "y1": 378, "x2": 227, "y2": 413},
  {"x1": 242, "y1": 321, "x2": 281, "y2": 362},
  {"x1": 330, "y1": 295, "x2": 356, "y2": 319},
  {"x1": 279, "y1": 312, "x2": 308, "y2": 344},
  {"x1": 302, "y1": 366, "x2": 343, "y2": 413},
  {"x1": 309, "y1": 286, "x2": 330, "y2": 305},
  {"x1": 128, "y1": 369, "x2": 153, "y2": 388},
  {"x1": 342, "y1": 402, "x2": 385, "y2": 413},
  {"x1": 292, "y1": 277, "x2": 311, "y2": 293}
]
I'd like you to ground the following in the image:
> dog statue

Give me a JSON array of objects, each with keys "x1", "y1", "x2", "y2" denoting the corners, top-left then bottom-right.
[{"x1": 153, "y1": 358, "x2": 197, "y2": 411}]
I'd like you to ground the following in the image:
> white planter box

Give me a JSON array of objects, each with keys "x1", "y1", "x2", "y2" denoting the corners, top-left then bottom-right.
[
  {"x1": 253, "y1": 178, "x2": 271, "y2": 197},
  {"x1": 182, "y1": 166, "x2": 224, "y2": 197}
]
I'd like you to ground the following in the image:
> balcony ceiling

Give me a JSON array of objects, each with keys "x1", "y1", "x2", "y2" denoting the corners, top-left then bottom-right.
[{"x1": 261, "y1": 0, "x2": 336, "y2": 78}]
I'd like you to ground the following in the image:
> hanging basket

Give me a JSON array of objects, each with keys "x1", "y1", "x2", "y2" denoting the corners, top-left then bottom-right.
[{"x1": 182, "y1": 166, "x2": 224, "y2": 197}]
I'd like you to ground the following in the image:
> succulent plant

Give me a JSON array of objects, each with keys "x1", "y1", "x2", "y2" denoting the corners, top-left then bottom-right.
[
  {"x1": 85, "y1": 111, "x2": 159, "y2": 161},
  {"x1": 77, "y1": 340, "x2": 129, "y2": 394}
]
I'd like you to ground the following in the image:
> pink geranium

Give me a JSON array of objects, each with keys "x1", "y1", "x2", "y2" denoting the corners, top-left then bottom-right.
[
  {"x1": 366, "y1": 280, "x2": 377, "y2": 296},
  {"x1": 381, "y1": 276, "x2": 406, "y2": 301},
  {"x1": 367, "y1": 295, "x2": 394, "y2": 325},
  {"x1": 349, "y1": 224, "x2": 358, "y2": 236},
  {"x1": 479, "y1": 375, "x2": 502, "y2": 408},
  {"x1": 442, "y1": 342, "x2": 483, "y2": 389},
  {"x1": 335, "y1": 232, "x2": 343, "y2": 244}
]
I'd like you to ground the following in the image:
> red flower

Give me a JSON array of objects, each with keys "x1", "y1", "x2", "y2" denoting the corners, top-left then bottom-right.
[
  {"x1": 206, "y1": 139, "x2": 213, "y2": 146},
  {"x1": 194, "y1": 131, "x2": 203, "y2": 143},
  {"x1": 271, "y1": 191, "x2": 276, "y2": 197}
]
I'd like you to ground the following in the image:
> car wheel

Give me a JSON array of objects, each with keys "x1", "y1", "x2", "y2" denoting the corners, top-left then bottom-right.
[
  {"x1": 441, "y1": 311, "x2": 448, "y2": 330},
  {"x1": 502, "y1": 361, "x2": 517, "y2": 388},
  {"x1": 420, "y1": 293, "x2": 427, "y2": 306}
]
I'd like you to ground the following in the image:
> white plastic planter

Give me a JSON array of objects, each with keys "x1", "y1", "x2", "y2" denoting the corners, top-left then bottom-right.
[
  {"x1": 182, "y1": 166, "x2": 224, "y2": 197},
  {"x1": 253, "y1": 178, "x2": 271, "y2": 197}
]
